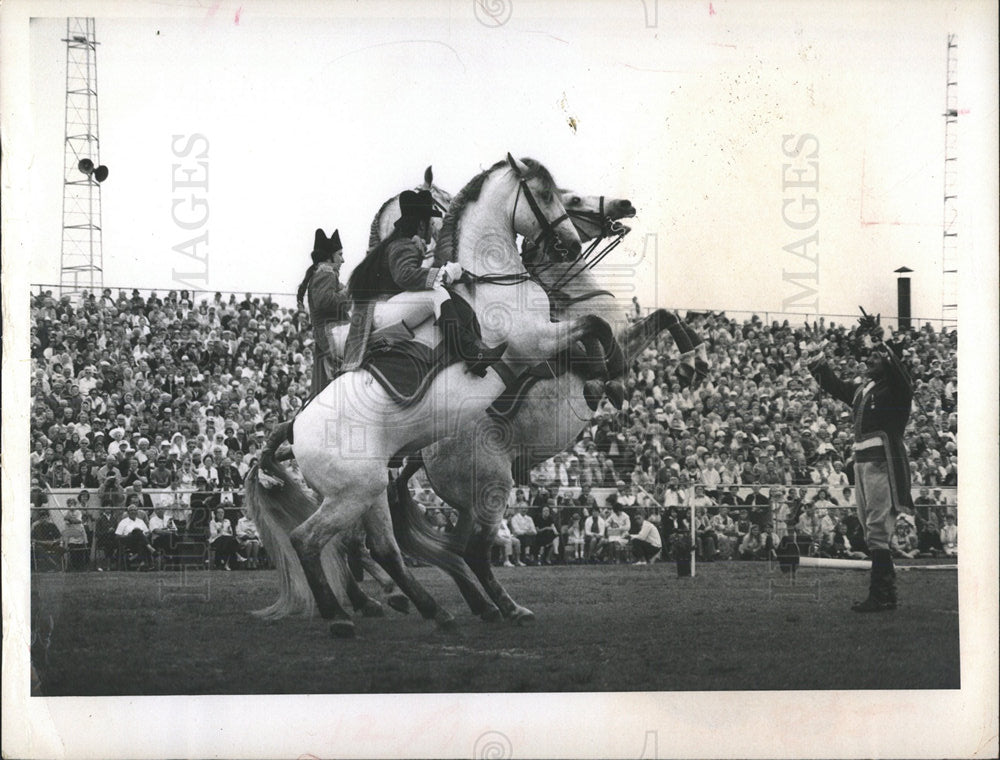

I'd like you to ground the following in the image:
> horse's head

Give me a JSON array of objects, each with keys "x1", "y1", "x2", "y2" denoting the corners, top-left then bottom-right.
[
  {"x1": 559, "y1": 191, "x2": 636, "y2": 242},
  {"x1": 505, "y1": 154, "x2": 582, "y2": 262},
  {"x1": 420, "y1": 165, "x2": 453, "y2": 242}
]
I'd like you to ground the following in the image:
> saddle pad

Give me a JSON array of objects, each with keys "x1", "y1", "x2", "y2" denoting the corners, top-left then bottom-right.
[{"x1": 361, "y1": 341, "x2": 449, "y2": 409}]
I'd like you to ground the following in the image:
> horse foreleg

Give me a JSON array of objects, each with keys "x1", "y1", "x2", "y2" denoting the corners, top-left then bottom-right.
[{"x1": 363, "y1": 492, "x2": 457, "y2": 631}]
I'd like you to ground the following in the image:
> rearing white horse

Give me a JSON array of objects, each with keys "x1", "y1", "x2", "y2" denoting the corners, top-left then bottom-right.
[{"x1": 246, "y1": 155, "x2": 616, "y2": 637}]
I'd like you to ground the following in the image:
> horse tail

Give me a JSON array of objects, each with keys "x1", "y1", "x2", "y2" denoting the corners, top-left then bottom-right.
[
  {"x1": 244, "y1": 463, "x2": 319, "y2": 619},
  {"x1": 387, "y1": 456, "x2": 469, "y2": 576}
]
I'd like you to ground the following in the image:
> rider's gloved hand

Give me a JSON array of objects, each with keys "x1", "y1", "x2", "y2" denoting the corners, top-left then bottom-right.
[{"x1": 442, "y1": 261, "x2": 464, "y2": 284}]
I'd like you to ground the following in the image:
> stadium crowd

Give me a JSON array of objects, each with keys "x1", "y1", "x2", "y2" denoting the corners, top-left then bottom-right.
[{"x1": 29, "y1": 287, "x2": 958, "y2": 570}]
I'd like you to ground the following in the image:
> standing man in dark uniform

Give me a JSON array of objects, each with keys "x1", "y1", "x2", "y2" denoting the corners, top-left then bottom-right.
[
  {"x1": 297, "y1": 228, "x2": 350, "y2": 397},
  {"x1": 804, "y1": 311, "x2": 913, "y2": 612}
]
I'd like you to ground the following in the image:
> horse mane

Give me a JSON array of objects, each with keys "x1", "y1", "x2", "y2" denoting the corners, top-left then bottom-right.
[
  {"x1": 434, "y1": 157, "x2": 556, "y2": 266},
  {"x1": 368, "y1": 196, "x2": 398, "y2": 249}
]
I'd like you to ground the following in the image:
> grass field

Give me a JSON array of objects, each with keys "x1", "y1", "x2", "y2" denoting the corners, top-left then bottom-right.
[{"x1": 31, "y1": 559, "x2": 959, "y2": 695}]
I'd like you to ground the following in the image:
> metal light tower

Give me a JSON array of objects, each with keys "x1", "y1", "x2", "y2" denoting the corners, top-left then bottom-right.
[
  {"x1": 60, "y1": 18, "x2": 108, "y2": 299},
  {"x1": 941, "y1": 34, "x2": 958, "y2": 325}
]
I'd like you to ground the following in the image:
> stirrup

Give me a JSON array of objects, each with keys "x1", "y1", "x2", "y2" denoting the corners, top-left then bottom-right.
[{"x1": 464, "y1": 342, "x2": 507, "y2": 377}]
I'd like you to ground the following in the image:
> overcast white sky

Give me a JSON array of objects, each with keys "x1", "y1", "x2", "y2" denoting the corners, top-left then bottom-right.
[{"x1": 22, "y1": 0, "x2": 997, "y2": 324}]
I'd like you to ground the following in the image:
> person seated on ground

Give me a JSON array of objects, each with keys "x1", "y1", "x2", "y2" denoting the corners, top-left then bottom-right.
[
  {"x1": 584, "y1": 506, "x2": 607, "y2": 562},
  {"x1": 940, "y1": 514, "x2": 958, "y2": 556},
  {"x1": 31, "y1": 509, "x2": 65, "y2": 571},
  {"x1": 115, "y1": 503, "x2": 156, "y2": 570},
  {"x1": 916, "y1": 510, "x2": 944, "y2": 557},
  {"x1": 510, "y1": 505, "x2": 538, "y2": 564},
  {"x1": 533, "y1": 505, "x2": 559, "y2": 564},
  {"x1": 208, "y1": 507, "x2": 247, "y2": 570},
  {"x1": 628, "y1": 510, "x2": 662, "y2": 565},
  {"x1": 889, "y1": 520, "x2": 919, "y2": 560},
  {"x1": 842, "y1": 510, "x2": 869, "y2": 557},
  {"x1": 711, "y1": 506, "x2": 739, "y2": 560},
  {"x1": 796, "y1": 502, "x2": 835, "y2": 556},
  {"x1": 148, "y1": 506, "x2": 178, "y2": 564},
  {"x1": 738, "y1": 523, "x2": 769, "y2": 560},
  {"x1": 494, "y1": 511, "x2": 523, "y2": 567},
  {"x1": 564, "y1": 510, "x2": 586, "y2": 562},
  {"x1": 823, "y1": 521, "x2": 868, "y2": 559},
  {"x1": 235, "y1": 509, "x2": 263, "y2": 568},
  {"x1": 604, "y1": 496, "x2": 631, "y2": 563}
]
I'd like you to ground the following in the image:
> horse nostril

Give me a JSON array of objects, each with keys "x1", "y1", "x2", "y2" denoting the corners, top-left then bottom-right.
[{"x1": 564, "y1": 239, "x2": 582, "y2": 260}]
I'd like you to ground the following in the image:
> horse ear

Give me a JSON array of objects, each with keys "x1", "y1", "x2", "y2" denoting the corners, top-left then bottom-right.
[
  {"x1": 424, "y1": 165, "x2": 433, "y2": 186},
  {"x1": 506, "y1": 153, "x2": 529, "y2": 177}
]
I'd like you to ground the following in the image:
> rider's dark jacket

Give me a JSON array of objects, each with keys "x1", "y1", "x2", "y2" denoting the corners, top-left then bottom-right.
[{"x1": 342, "y1": 236, "x2": 440, "y2": 370}]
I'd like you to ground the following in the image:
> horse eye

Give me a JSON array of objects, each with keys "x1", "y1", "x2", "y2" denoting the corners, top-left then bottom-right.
[{"x1": 570, "y1": 196, "x2": 581, "y2": 206}]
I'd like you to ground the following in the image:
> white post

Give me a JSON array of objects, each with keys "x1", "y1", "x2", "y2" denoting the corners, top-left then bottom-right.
[{"x1": 689, "y1": 486, "x2": 697, "y2": 577}]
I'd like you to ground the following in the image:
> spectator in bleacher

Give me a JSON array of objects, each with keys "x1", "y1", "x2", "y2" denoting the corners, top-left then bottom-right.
[
  {"x1": 534, "y1": 505, "x2": 559, "y2": 565},
  {"x1": 235, "y1": 509, "x2": 263, "y2": 569},
  {"x1": 510, "y1": 505, "x2": 538, "y2": 565},
  {"x1": 208, "y1": 507, "x2": 247, "y2": 570},
  {"x1": 149, "y1": 505, "x2": 178, "y2": 561},
  {"x1": 115, "y1": 504, "x2": 156, "y2": 570}
]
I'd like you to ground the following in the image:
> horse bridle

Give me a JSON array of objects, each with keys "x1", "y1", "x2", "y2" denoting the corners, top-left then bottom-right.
[{"x1": 510, "y1": 165, "x2": 572, "y2": 262}]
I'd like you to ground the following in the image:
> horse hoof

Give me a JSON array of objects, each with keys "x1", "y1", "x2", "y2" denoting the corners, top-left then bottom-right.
[
  {"x1": 387, "y1": 593, "x2": 411, "y2": 615},
  {"x1": 480, "y1": 605, "x2": 503, "y2": 623},
  {"x1": 582, "y1": 379, "x2": 604, "y2": 411},
  {"x1": 604, "y1": 380, "x2": 625, "y2": 409},
  {"x1": 360, "y1": 600, "x2": 385, "y2": 618},
  {"x1": 435, "y1": 610, "x2": 459, "y2": 632},
  {"x1": 510, "y1": 606, "x2": 536, "y2": 625},
  {"x1": 329, "y1": 620, "x2": 357, "y2": 639}
]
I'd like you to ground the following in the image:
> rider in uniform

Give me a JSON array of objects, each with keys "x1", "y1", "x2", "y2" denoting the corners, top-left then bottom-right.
[
  {"x1": 804, "y1": 311, "x2": 914, "y2": 612},
  {"x1": 344, "y1": 189, "x2": 506, "y2": 377},
  {"x1": 297, "y1": 228, "x2": 350, "y2": 397}
]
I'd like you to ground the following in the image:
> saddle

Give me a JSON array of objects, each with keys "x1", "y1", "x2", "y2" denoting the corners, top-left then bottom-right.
[{"x1": 348, "y1": 293, "x2": 483, "y2": 409}]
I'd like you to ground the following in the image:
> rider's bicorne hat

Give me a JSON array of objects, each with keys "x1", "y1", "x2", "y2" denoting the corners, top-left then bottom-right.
[
  {"x1": 397, "y1": 189, "x2": 443, "y2": 222},
  {"x1": 312, "y1": 228, "x2": 343, "y2": 265}
]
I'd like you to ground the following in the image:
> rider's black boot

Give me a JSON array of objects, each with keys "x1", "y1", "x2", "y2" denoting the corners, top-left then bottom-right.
[{"x1": 438, "y1": 300, "x2": 508, "y2": 378}]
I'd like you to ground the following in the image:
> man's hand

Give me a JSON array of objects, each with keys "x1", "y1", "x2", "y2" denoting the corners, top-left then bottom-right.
[
  {"x1": 442, "y1": 261, "x2": 463, "y2": 284},
  {"x1": 857, "y1": 307, "x2": 881, "y2": 336}
]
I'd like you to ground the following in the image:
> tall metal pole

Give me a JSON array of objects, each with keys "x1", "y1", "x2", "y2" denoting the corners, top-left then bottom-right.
[
  {"x1": 59, "y1": 17, "x2": 104, "y2": 300},
  {"x1": 941, "y1": 34, "x2": 958, "y2": 327}
]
